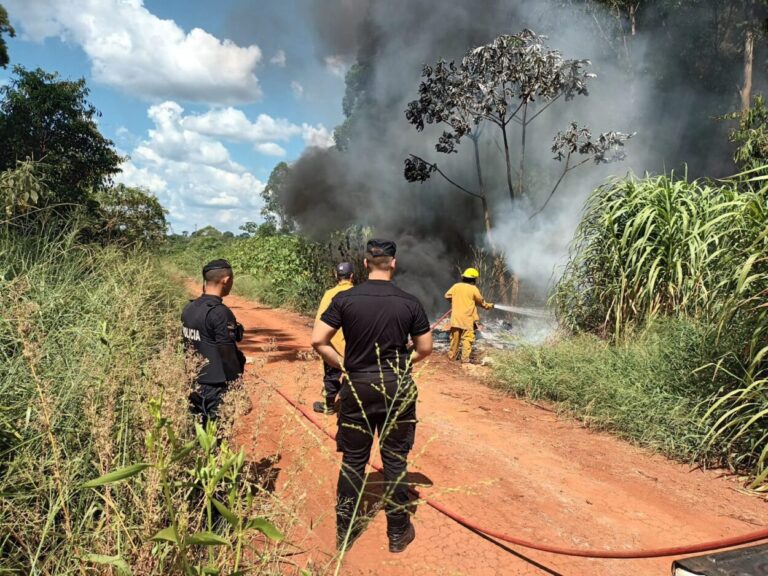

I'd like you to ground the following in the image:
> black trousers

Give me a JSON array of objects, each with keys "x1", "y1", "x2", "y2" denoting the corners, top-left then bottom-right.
[
  {"x1": 189, "y1": 382, "x2": 227, "y2": 422},
  {"x1": 335, "y1": 371, "x2": 417, "y2": 536},
  {"x1": 322, "y1": 362, "x2": 343, "y2": 406}
]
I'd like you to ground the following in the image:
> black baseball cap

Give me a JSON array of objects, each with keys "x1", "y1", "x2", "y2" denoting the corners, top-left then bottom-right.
[
  {"x1": 202, "y1": 259, "x2": 232, "y2": 276},
  {"x1": 336, "y1": 262, "x2": 354, "y2": 276},
  {"x1": 366, "y1": 239, "x2": 396, "y2": 257}
]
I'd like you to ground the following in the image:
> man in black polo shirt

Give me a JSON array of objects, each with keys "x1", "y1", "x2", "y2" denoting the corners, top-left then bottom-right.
[{"x1": 311, "y1": 239, "x2": 433, "y2": 554}]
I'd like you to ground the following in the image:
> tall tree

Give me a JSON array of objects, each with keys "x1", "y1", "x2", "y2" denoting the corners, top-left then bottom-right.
[
  {"x1": 405, "y1": 30, "x2": 596, "y2": 204},
  {"x1": 0, "y1": 67, "x2": 122, "y2": 206},
  {"x1": 334, "y1": 62, "x2": 374, "y2": 151},
  {"x1": 0, "y1": 4, "x2": 14, "y2": 69},
  {"x1": 737, "y1": 1, "x2": 768, "y2": 113},
  {"x1": 95, "y1": 184, "x2": 167, "y2": 247},
  {"x1": 405, "y1": 29, "x2": 630, "y2": 227},
  {"x1": 260, "y1": 162, "x2": 295, "y2": 233}
]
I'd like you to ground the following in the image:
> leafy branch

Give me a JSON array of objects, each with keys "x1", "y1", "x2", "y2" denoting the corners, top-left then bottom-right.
[{"x1": 529, "y1": 123, "x2": 633, "y2": 219}]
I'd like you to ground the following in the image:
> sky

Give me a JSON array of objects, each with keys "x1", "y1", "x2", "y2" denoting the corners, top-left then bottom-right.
[{"x1": 2, "y1": 0, "x2": 347, "y2": 234}]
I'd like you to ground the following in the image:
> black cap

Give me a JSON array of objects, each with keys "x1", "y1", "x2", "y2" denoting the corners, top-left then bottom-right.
[
  {"x1": 366, "y1": 239, "x2": 396, "y2": 257},
  {"x1": 202, "y1": 259, "x2": 232, "y2": 276},
  {"x1": 336, "y1": 262, "x2": 354, "y2": 276}
]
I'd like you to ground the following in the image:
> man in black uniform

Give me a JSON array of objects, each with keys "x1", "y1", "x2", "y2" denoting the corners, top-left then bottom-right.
[
  {"x1": 182, "y1": 259, "x2": 246, "y2": 422},
  {"x1": 311, "y1": 239, "x2": 433, "y2": 554}
]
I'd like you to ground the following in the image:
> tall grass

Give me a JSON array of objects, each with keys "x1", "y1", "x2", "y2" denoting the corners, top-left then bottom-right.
[
  {"x1": 0, "y1": 227, "x2": 287, "y2": 573},
  {"x1": 532, "y1": 171, "x2": 768, "y2": 483},
  {"x1": 0, "y1": 227, "x2": 177, "y2": 572},
  {"x1": 698, "y1": 170, "x2": 768, "y2": 486},
  {"x1": 492, "y1": 320, "x2": 724, "y2": 462},
  {"x1": 554, "y1": 173, "x2": 763, "y2": 338}
]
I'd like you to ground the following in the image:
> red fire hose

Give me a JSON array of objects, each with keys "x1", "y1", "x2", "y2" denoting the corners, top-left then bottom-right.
[
  {"x1": 430, "y1": 309, "x2": 451, "y2": 331},
  {"x1": 273, "y1": 387, "x2": 768, "y2": 559}
]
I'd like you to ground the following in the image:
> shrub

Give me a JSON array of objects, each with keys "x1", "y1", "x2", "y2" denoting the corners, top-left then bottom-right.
[{"x1": 169, "y1": 226, "x2": 372, "y2": 314}]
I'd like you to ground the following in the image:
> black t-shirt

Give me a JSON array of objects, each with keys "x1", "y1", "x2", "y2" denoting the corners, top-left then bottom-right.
[{"x1": 320, "y1": 280, "x2": 430, "y2": 373}]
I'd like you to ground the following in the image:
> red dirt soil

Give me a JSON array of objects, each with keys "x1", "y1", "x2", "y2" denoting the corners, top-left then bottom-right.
[{"x1": 219, "y1": 290, "x2": 768, "y2": 575}]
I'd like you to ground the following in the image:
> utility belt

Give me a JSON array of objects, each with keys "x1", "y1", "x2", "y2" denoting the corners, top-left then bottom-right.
[
  {"x1": 345, "y1": 369, "x2": 414, "y2": 385},
  {"x1": 339, "y1": 370, "x2": 418, "y2": 420}
]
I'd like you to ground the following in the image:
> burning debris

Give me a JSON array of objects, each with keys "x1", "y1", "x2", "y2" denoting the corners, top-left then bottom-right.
[{"x1": 432, "y1": 306, "x2": 557, "y2": 355}]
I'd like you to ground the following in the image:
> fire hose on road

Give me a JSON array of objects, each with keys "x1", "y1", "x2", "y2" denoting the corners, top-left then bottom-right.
[{"x1": 271, "y1": 387, "x2": 768, "y2": 560}]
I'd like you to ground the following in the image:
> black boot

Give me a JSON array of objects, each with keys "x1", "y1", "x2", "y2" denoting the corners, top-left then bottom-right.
[
  {"x1": 312, "y1": 400, "x2": 336, "y2": 415},
  {"x1": 335, "y1": 498, "x2": 362, "y2": 552},
  {"x1": 388, "y1": 521, "x2": 415, "y2": 553}
]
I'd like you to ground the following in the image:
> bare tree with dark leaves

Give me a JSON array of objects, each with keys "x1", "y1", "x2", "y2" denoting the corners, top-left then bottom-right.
[{"x1": 404, "y1": 29, "x2": 632, "y2": 223}]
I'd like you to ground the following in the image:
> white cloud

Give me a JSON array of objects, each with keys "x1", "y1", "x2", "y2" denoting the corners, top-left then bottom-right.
[
  {"x1": 290, "y1": 80, "x2": 304, "y2": 99},
  {"x1": 139, "y1": 102, "x2": 245, "y2": 173},
  {"x1": 301, "y1": 124, "x2": 335, "y2": 148},
  {"x1": 255, "y1": 142, "x2": 287, "y2": 157},
  {"x1": 6, "y1": 0, "x2": 262, "y2": 104},
  {"x1": 270, "y1": 49, "x2": 287, "y2": 67},
  {"x1": 119, "y1": 160, "x2": 168, "y2": 193},
  {"x1": 179, "y1": 106, "x2": 334, "y2": 149},
  {"x1": 324, "y1": 55, "x2": 348, "y2": 78},
  {"x1": 182, "y1": 107, "x2": 302, "y2": 143},
  {"x1": 117, "y1": 156, "x2": 264, "y2": 232},
  {"x1": 115, "y1": 101, "x2": 265, "y2": 232},
  {"x1": 113, "y1": 101, "x2": 334, "y2": 231}
]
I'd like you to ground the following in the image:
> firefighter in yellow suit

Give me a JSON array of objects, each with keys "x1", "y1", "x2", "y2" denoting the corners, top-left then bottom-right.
[
  {"x1": 444, "y1": 268, "x2": 494, "y2": 363},
  {"x1": 312, "y1": 262, "x2": 355, "y2": 414}
]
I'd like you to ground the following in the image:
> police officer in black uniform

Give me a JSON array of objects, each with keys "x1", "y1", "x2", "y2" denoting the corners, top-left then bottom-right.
[
  {"x1": 311, "y1": 239, "x2": 433, "y2": 554},
  {"x1": 182, "y1": 259, "x2": 246, "y2": 422}
]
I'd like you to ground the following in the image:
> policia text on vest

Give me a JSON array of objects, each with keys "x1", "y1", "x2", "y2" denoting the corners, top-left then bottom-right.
[{"x1": 182, "y1": 259, "x2": 245, "y2": 421}]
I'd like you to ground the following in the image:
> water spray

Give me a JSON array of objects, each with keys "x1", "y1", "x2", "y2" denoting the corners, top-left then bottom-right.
[{"x1": 493, "y1": 304, "x2": 554, "y2": 320}]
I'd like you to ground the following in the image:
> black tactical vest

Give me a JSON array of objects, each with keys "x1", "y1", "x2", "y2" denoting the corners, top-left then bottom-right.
[{"x1": 181, "y1": 295, "x2": 243, "y2": 384}]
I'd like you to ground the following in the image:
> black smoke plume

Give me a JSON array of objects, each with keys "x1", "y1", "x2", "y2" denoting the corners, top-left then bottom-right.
[{"x1": 257, "y1": 1, "x2": 765, "y2": 312}]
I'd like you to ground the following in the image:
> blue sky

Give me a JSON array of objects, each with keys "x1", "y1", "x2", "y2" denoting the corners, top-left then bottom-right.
[{"x1": 2, "y1": 0, "x2": 347, "y2": 233}]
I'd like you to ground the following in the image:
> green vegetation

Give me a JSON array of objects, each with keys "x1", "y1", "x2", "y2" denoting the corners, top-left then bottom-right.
[
  {"x1": 0, "y1": 227, "x2": 286, "y2": 573},
  {"x1": 168, "y1": 226, "x2": 370, "y2": 314},
  {"x1": 0, "y1": 39, "x2": 289, "y2": 572},
  {"x1": 0, "y1": 64, "x2": 168, "y2": 249},
  {"x1": 493, "y1": 320, "x2": 721, "y2": 461},
  {"x1": 0, "y1": 4, "x2": 13, "y2": 69},
  {"x1": 496, "y1": 169, "x2": 768, "y2": 485},
  {"x1": 0, "y1": 66, "x2": 122, "y2": 208},
  {"x1": 725, "y1": 95, "x2": 768, "y2": 173},
  {"x1": 553, "y1": 173, "x2": 765, "y2": 338}
]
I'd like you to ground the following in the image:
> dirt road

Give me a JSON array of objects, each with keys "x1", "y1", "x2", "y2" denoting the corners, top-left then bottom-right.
[{"x1": 222, "y1": 290, "x2": 768, "y2": 575}]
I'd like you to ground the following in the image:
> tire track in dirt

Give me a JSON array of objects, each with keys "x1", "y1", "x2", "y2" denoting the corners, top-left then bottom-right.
[{"x1": 221, "y1": 290, "x2": 768, "y2": 575}]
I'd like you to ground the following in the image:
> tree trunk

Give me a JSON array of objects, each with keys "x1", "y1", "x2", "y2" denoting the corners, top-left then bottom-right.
[
  {"x1": 480, "y1": 195, "x2": 494, "y2": 249},
  {"x1": 741, "y1": 27, "x2": 755, "y2": 113},
  {"x1": 501, "y1": 122, "x2": 515, "y2": 204},
  {"x1": 629, "y1": 3, "x2": 637, "y2": 36},
  {"x1": 518, "y1": 103, "x2": 528, "y2": 200},
  {"x1": 471, "y1": 136, "x2": 494, "y2": 249}
]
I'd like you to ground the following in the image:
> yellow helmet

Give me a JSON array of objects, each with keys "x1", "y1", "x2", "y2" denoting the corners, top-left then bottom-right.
[{"x1": 462, "y1": 267, "x2": 480, "y2": 279}]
